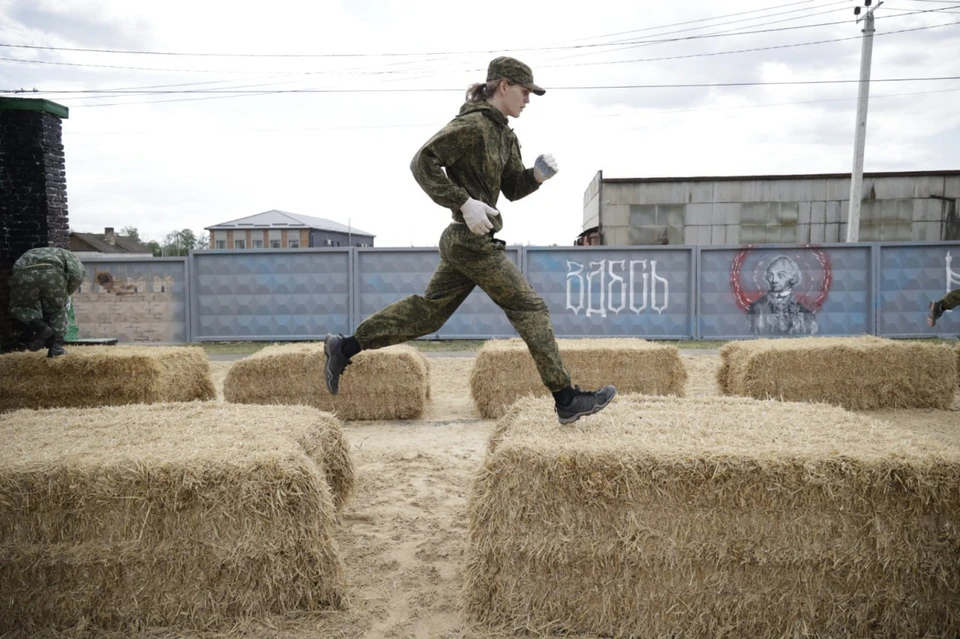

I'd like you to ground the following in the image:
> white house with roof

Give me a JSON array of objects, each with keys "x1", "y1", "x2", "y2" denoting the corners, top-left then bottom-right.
[{"x1": 205, "y1": 210, "x2": 376, "y2": 249}]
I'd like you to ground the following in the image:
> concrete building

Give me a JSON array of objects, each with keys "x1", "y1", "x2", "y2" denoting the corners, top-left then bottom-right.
[
  {"x1": 582, "y1": 170, "x2": 960, "y2": 246},
  {"x1": 206, "y1": 210, "x2": 375, "y2": 249}
]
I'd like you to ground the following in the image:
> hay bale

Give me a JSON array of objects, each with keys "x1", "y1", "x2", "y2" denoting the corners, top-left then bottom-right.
[
  {"x1": 469, "y1": 338, "x2": 686, "y2": 419},
  {"x1": 464, "y1": 394, "x2": 960, "y2": 638},
  {"x1": 0, "y1": 402, "x2": 354, "y2": 633},
  {"x1": 717, "y1": 336, "x2": 955, "y2": 410},
  {"x1": 224, "y1": 343, "x2": 429, "y2": 420},
  {"x1": 955, "y1": 342, "x2": 960, "y2": 387},
  {"x1": 0, "y1": 345, "x2": 215, "y2": 413}
]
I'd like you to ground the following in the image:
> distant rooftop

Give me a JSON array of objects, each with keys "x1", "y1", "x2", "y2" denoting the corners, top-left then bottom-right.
[
  {"x1": 206, "y1": 209, "x2": 375, "y2": 237},
  {"x1": 69, "y1": 228, "x2": 152, "y2": 254},
  {"x1": 598, "y1": 169, "x2": 960, "y2": 184}
]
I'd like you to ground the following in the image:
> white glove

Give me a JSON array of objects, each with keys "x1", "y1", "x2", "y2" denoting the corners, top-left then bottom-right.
[
  {"x1": 460, "y1": 197, "x2": 499, "y2": 235},
  {"x1": 534, "y1": 153, "x2": 559, "y2": 182}
]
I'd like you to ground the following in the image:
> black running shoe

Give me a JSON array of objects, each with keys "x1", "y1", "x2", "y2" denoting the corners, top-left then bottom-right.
[
  {"x1": 928, "y1": 300, "x2": 945, "y2": 327},
  {"x1": 555, "y1": 385, "x2": 617, "y2": 425},
  {"x1": 47, "y1": 337, "x2": 67, "y2": 358},
  {"x1": 25, "y1": 319, "x2": 54, "y2": 352},
  {"x1": 323, "y1": 333, "x2": 353, "y2": 395}
]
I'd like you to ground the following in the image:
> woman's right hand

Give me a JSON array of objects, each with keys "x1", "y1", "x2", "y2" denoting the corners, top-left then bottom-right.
[{"x1": 460, "y1": 197, "x2": 499, "y2": 235}]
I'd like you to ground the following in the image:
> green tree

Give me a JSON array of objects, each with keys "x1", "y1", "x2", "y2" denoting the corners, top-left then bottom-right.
[
  {"x1": 162, "y1": 229, "x2": 198, "y2": 256},
  {"x1": 146, "y1": 240, "x2": 162, "y2": 257},
  {"x1": 120, "y1": 226, "x2": 142, "y2": 244}
]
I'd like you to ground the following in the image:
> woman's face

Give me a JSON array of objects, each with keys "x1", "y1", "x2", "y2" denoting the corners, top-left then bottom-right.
[{"x1": 499, "y1": 82, "x2": 531, "y2": 118}]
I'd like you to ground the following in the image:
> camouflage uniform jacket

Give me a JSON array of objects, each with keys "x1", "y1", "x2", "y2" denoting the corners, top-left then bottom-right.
[
  {"x1": 13, "y1": 247, "x2": 86, "y2": 295},
  {"x1": 410, "y1": 101, "x2": 541, "y2": 234}
]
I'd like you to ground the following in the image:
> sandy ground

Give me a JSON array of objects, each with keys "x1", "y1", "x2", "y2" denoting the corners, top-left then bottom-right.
[{"x1": 192, "y1": 352, "x2": 960, "y2": 639}]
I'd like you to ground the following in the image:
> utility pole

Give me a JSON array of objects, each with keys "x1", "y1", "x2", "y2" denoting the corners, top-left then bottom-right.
[{"x1": 846, "y1": 0, "x2": 883, "y2": 242}]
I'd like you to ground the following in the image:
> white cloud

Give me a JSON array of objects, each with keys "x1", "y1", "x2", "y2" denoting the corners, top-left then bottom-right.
[{"x1": 2, "y1": 0, "x2": 958, "y2": 247}]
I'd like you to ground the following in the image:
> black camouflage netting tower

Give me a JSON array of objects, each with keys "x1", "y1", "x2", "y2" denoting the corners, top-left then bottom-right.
[{"x1": 0, "y1": 97, "x2": 70, "y2": 353}]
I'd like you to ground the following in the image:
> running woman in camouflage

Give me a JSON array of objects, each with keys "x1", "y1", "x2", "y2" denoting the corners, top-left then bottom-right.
[
  {"x1": 325, "y1": 57, "x2": 616, "y2": 424},
  {"x1": 9, "y1": 247, "x2": 85, "y2": 357}
]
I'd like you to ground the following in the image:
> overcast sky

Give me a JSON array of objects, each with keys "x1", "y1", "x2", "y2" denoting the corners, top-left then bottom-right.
[{"x1": 2, "y1": 0, "x2": 958, "y2": 248}]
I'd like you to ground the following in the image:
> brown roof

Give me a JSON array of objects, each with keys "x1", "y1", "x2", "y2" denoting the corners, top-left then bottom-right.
[{"x1": 69, "y1": 232, "x2": 152, "y2": 254}]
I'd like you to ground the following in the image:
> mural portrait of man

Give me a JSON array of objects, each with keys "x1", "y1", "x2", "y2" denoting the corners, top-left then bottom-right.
[{"x1": 746, "y1": 255, "x2": 818, "y2": 336}]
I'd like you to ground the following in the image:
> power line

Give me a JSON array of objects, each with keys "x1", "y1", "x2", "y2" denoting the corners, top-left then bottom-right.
[
  {"x1": 572, "y1": 0, "x2": 824, "y2": 41},
  {"x1": 0, "y1": 1, "x2": 863, "y2": 99},
  {"x1": 59, "y1": 84, "x2": 960, "y2": 123},
  {"x1": 875, "y1": 2, "x2": 960, "y2": 16},
  {"x1": 608, "y1": 4, "x2": 851, "y2": 46},
  {"x1": 13, "y1": 75, "x2": 960, "y2": 97},
  {"x1": 553, "y1": 19, "x2": 960, "y2": 69},
  {"x1": 0, "y1": 6, "x2": 846, "y2": 75},
  {"x1": 3, "y1": 7, "x2": 949, "y2": 88},
  {"x1": 0, "y1": 11, "x2": 902, "y2": 59},
  {"x1": 583, "y1": 5, "x2": 960, "y2": 57},
  {"x1": 595, "y1": 2, "x2": 850, "y2": 46},
  {"x1": 0, "y1": 1, "x2": 844, "y2": 60},
  {"x1": 3, "y1": 17, "x2": 955, "y2": 82},
  {"x1": 1, "y1": 3, "x2": 953, "y2": 95},
  {"x1": 543, "y1": 3, "x2": 851, "y2": 63}
]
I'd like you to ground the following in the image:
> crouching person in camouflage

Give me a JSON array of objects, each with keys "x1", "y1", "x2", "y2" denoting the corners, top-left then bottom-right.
[
  {"x1": 9, "y1": 247, "x2": 85, "y2": 357},
  {"x1": 324, "y1": 56, "x2": 616, "y2": 425}
]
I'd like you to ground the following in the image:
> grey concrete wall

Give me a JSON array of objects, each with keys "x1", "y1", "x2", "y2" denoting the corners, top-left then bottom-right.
[
  {"x1": 590, "y1": 173, "x2": 960, "y2": 246},
  {"x1": 582, "y1": 171, "x2": 602, "y2": 232},
  {"x1": 75, "y1": 241, "x2": 960, "y2": 343}
]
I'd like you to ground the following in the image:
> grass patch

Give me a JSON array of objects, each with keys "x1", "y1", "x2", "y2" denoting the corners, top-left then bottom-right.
[
  {"x1": 409, "y1": 339, "x2": 486, "y2": 352},
  {"x1": 655, "y1": 340, "x2": 727, "y2": 350},
  {"x1": 201, "y1": 342, "x2": 273, "y2": 356}
]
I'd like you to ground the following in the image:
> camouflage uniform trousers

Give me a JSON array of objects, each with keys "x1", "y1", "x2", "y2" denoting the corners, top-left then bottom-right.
[
  {"x1": 9, "y1": 265, "x2": 71, "y2": 337},
  {"x1": 941, "y1": 288, "x2": 960, "y2": 311},
  {"x1": 354, "y1": 223, "x2": 572, "y2": 392}
]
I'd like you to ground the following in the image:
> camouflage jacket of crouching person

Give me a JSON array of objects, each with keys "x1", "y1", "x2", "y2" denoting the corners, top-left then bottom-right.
[{"x1": 10, "y1": 247, "x2": 86, "y2": 336}]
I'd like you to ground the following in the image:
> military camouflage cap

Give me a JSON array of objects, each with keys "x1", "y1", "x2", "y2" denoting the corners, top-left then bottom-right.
[{"x1": 486, "y1": 56, "x2": 545, "y2": 96}]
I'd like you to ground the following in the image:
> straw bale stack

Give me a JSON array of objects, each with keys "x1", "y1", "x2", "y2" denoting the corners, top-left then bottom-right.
[
  {"x1": 470, "y1": 338, "x2": 686, "y2": 419},
  {"x1": 717, "y1": 336, "x2": 955, "y2": 410},
  {"x1": 224, "y1": 342, "x2": 429, "y2": 420},
  {"x1": 0, "y1": 345, "x2": 215, "y2": 413},
  {"x1": 955, "y1": 342, "x2": 960, "y2": 386},
  {"x1": 464, "y1": 394, "x2": 960, "y2": 638},
  {"x1": 0, "y1": 402, "x2": 353, "y2": 633}
]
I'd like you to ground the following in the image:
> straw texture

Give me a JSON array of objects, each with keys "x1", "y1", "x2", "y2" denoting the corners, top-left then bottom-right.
[
  {"x1": 0, "y1": 345, "x2": 215, "y2": 413},
  {"x1": 470, "y1": 338, "x2": 687, "y2": 419},
  {"x1": 955, "y1": 342, "x2": 960, "y2": 386},
  {"x1": 464, "y1": 394, "x2": 960, "y2": 638},
  {"x1": 717, "y1": 336, "x2": 956, "y2": 409},
  {"x1": 0, "y1": 402, "x2": 354, "y2": 633},
  {"x1": 224, "y1": 343, "x2": 429, "y2": 420}
]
